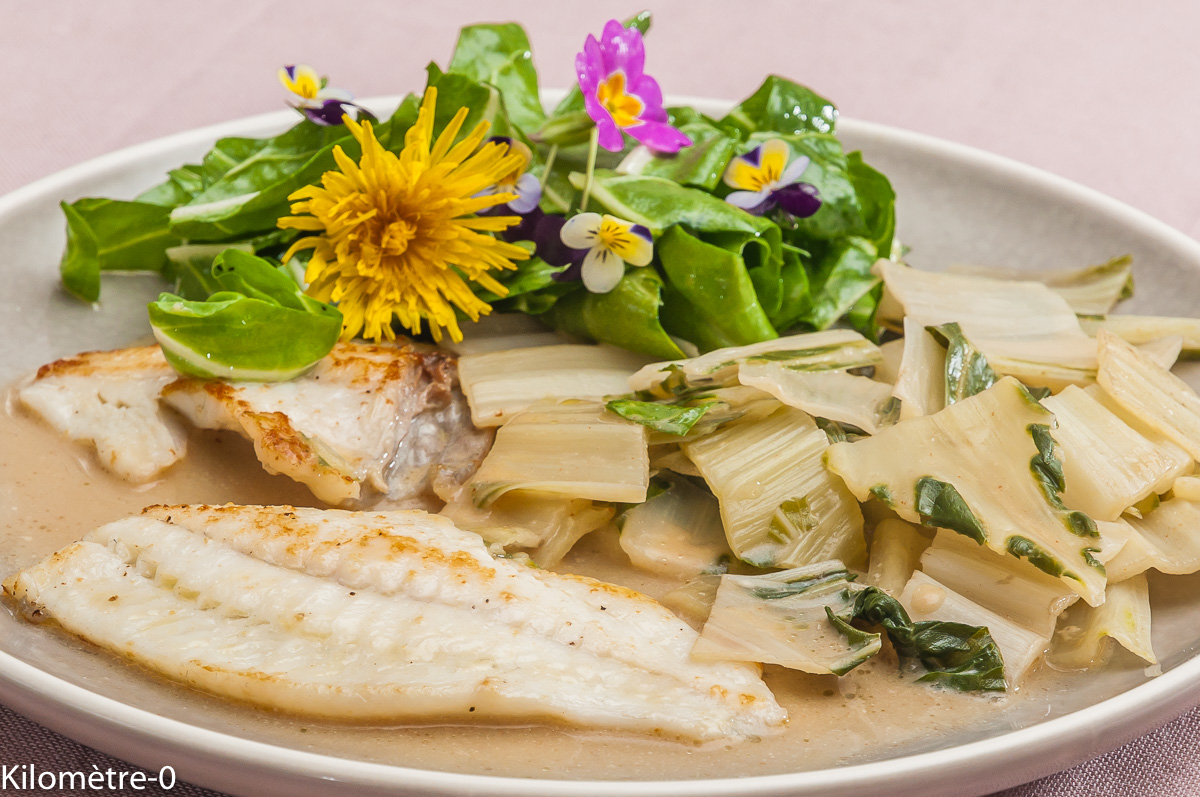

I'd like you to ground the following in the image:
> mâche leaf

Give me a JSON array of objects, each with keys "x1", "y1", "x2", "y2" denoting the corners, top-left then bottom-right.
[{"x1": 148, "y1": 249, "x2": 341, "y2": 381}]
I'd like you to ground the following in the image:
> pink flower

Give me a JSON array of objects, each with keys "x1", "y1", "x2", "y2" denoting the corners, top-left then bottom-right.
[{"x1": 575, "y1": 20, "x2": 692, "y2": 153}]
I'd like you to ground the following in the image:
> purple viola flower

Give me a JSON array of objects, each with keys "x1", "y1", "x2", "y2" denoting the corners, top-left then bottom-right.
[
  {"x1": 533, "y1": 213, "x2": 589, "y2": 282},
  {"x1": 723, "y1": 138, "x2": 822, "y2": 217},
  {"x1": 278, "y1": 65, "x2": 372, "y2": 126},
  {"x1": 476, "y1": 136, "x2": 543, "y2": 215},
  {"x1": 575, "y1": 20, "x2": 692, "y2": 153}
]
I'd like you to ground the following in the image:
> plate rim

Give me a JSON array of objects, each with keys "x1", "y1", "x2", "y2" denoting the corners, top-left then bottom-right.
[{"x1": 3, "y1": 91, "x2": 1200, "y2": 797}]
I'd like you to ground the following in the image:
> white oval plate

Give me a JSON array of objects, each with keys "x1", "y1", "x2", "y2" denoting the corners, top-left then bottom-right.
[{"x1": 3, "y1": 94, "x2": 1200, "y2": 797}]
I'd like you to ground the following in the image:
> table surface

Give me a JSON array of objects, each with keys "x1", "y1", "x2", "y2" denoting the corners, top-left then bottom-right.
[{"x1": 4, "y1": 1, "x2": 1200, "y2": 795}]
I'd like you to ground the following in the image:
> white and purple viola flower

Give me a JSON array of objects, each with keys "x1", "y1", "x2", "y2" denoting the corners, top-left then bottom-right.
[
  {"x1": 477, "y1": 136, "x2": 543, "y2": 215},
  {"x1": 575, "y1": 20, "x2": 692, "y2": 153},
  {"x1": 557, "y1": 212, "x2": 654, "y2": 293},
  {"x1": 723, "y1": 139, "x2": 822, "y2": 217},
  {"x1": 278, "y1": 64, "x2": 371, "y2": 126}
]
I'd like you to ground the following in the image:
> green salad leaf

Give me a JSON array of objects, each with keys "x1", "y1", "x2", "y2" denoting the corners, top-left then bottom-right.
[
  {"x1": 60, "y1": 198, "x2": 179, "y2": 302},
  {"x1": 447, "y1": 22, "x2": 546, "y2": 133},
  {"x1": 620, "y1": 111, "x2": 740, "y2": 191},
  {"x1": 545, "y1": 268, "x2": 684, "y2": 359},
  {"x1": 656, "y1": 226, "x2": 778, "y2": 350},
  {"x1": 148, "y1": 249, "x2": 341, "y2": 381},
  {"x1": 790, "y1": 236, "x2": 881, "y2": 331},
  {"x1": 719, "y1": 75, "x2": 838, "y2": 137}
]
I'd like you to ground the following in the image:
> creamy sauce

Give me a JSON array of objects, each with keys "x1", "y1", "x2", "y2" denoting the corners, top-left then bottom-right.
[{"x1": 0, "y1": 391, "x2": 1146, "y2": 780}]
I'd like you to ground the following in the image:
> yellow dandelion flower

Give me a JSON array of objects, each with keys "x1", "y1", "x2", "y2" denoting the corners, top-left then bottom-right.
[{"x1": 278, "y1": 87, "x2": 531, "y2": 343}]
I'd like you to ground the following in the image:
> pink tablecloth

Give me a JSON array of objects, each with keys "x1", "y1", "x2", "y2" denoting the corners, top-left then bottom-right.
[{"x1": 4, "y1": 2, "x2": 1200, "y2": 794}]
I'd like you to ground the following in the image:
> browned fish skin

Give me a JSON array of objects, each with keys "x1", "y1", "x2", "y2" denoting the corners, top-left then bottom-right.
[{"x1": 161, "y1": 341, "x2": 491, "y2": 508}]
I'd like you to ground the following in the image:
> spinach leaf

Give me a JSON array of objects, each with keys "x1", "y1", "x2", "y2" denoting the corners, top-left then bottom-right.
[
  {"x1": 136, "y1": 164, "x2": 206, "y2": 206},
  {"x1": 759, "y1": 133, "x2": 864, "y2": 242},
  {"x1": 163, "y1": 229, "x2": 300, "y2": 301},
  {"x1": 620, "y1": 118, "x2": 740, "y2": 191},
  {"x1": 751, "y1": 242, "x2": 812, "y2": 331},
  {"x1": 789, "y1": 237, "x2": 880, "y2": 331},
  {"x1": 447, "y1": 22, "x2": 545, "y2": 133},
  {"x1": 545, "y1": 268, "x2": 683, "y2": 359},
  {"x1": 193, "y1": 121, "x2": 349, "y2": 198},
  {"x1": 719, "y1": 75, "x2": 838, "y2": 138},
  {"x1": 59, "y1": 198, "x2": 179, "y2": 302},
  {"x1": 164, "y1": 243, "x2": 249, "y2": 301},
  {"x1": 424, "y1": 63, "x2": 519, "y2": 143},
  {"x1": 656, "y1": 226, "x2": 778, "y2": 350},
  {"x1": 849, "y1": 587, "x2": 1006, "y2": 692},
  {"x1": 606, "y1": 399, "x2": 712, "y2": 436},
  {"x1": 168, "y1": 128, "x2": 361, "y2": 241},
  {"x1": 569, "y1": 170, "x2": 780, "y2": 246},
  {"x1": 148, "y1": 249, "x2": 341, "y2": 381},
  {"x1": 165, "y1": 96, "x2": 427, "y2": 243},
  {"x1": 927, "y1": 322, "x2": 998, "y2": 404},
  {"x1": 846, "y1": 151, "x2": 896, "y2": 255}
]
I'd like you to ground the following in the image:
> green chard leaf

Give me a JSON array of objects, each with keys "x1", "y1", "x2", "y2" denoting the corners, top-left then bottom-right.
[
  {"x1": 914, "y1": 476, "x2": 987, "y2": 544},
  {"x1": 927, "y1": 321, "x2": 999, "y2": 404},
  {"x1": 59, "y1": 198, "x2": 180, "y2": 302},
  {"x1": 849, "y1": 586, "x2": 1007, "y2": 692},
  {"x1": 606, "y1": 399, "x2": 713, "y2": 436},
  {"x1": 447, "y1": 22, "x2": 546, "y2": 133},
  {"x1": 1026, "y1": 422, "x2": 1100, "y2": 540},
  {"x1": 148, "y1": 249, "x2": 341, "y2": 381}
]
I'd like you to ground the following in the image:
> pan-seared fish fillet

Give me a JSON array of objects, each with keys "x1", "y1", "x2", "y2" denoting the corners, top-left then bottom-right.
[
  {"x1": 159, "y1": 342, "x2": 492, "y2": 507},
  {"x1": 17, "y1": 346, "x2": 187, "y2": 482},
  {"x1": 4, "y1": 505, "x2": 785, "y2": 741}
]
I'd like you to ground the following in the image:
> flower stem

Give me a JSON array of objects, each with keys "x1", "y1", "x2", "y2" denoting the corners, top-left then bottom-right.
[
  {"x1": 543, "y1": 185, "x2": 571, "y2": 214},
  {"x1": 580, "y1": 128, "x2": 599, "y2": 212},
  {"x1": 540, "y1": 144, "x2": 558, "y2": 183}
]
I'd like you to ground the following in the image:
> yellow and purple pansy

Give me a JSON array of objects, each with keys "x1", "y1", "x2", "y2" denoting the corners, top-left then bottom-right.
[
  {"x1": 575, "y1": 20, "x2": 691, "y2": 153},
  {"x1": 723, "y1": 139, "x2": 822, "y2": 217},
  {"x1": 558, "y1": 212, "x2": 654, "y2": 293},
  {"x1": 278, "y1": 64, "x2": 370, "y2": 126},
  {"x1": 477, "y1": 136, "x2": 543, "y2": 215}
]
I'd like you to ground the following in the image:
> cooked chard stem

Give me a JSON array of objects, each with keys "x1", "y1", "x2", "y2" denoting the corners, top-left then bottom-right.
[
  {"x1": 825, "y1": 377, "x2": 1108, "y2": 606},
  {"x1": 685, "y1": 407, "x2": 865, "y2": 570}
]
